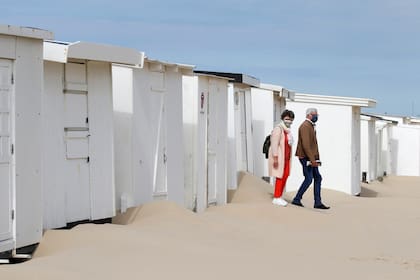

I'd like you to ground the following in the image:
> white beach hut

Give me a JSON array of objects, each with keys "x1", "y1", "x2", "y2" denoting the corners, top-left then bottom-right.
[
  {"x1": 373, "y1": 114, "x2": 420, "y2": 176},
  {"x1": 112, "y1": 59, "x2": 193, "y2": 213},
  {"x1": 360, "y1": 114, "x2": 398, "y2": 182},
  {"x1": 0, "y1": 25, "x2": 53, "y2": 256},
  {"x1": 360, "y1": 114, "x2": 380, "y2": 183},
  {"x1": 194, "y1": 71, "x2": 260, "y2": 190},
  {"x1": 42, "y1": 41, "x2": 143, "y2": 229},
  {"x1": 250, "y1": 83, "x2": 295, "y2": 181},
  {"x1": 182, "y1": 73, "x2": 230, "y2": 212},
  {"x1": 374, "y1": 116, "x2": 396, "y2": 178},
  {"x1": 286, "y1": 93, "x2": 376, "y2": 195}
]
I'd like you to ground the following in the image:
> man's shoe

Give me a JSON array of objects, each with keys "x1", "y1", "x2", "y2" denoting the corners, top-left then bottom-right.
[
  {"x1": 314, "y1": 203, "x2": 330, "y2": 210},
  {"x1": 291, "y1": 200, "x2": 304, "y2": 207}
]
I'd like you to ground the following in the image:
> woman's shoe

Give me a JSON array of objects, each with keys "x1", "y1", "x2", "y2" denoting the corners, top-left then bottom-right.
[{"x1": 272, "y1": 198, "x2": 287, "y2": 207}]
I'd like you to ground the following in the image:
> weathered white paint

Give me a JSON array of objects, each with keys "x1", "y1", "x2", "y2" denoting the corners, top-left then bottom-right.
[
  {"x1": 113, "y1": 59, "x2": 193, "y2": 211},
  {"x1": 0, "y1": 24, "x2": 53, "y2": 253},
  {"x1": 43, "y1": 41, "x2": 142, "y2": 229},
  {"x1": 285, "y1": 93, "x2": 376, "y2": 195},
  {"x1": 182, "y1": 74, "x2": 229, "y2": 212}
]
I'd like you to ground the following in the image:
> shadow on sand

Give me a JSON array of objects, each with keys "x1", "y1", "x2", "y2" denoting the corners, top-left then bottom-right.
[{"x1": 358, "y1": 186, "x2": 379, "y2": 198}]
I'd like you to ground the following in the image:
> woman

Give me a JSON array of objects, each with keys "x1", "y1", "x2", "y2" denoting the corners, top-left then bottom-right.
[{"x1": 268, "y1": 109, "x2": 295, "y2": 206}]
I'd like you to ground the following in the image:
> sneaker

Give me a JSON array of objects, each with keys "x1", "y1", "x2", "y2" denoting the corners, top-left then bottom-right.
[
  {"x1": 278, "y1": 197, "x2": 288, "y2": 206},
  {"x1": 272, "y1": 198, "x2": 287, "y2": 207}
]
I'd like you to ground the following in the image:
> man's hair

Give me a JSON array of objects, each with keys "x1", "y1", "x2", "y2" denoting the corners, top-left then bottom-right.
[
  {"x1": 306, "y1": 108, "x2": 318, "y2": 115},
  {"x1": 281, "y1": 109, "x2": 295, "y2": 120}
]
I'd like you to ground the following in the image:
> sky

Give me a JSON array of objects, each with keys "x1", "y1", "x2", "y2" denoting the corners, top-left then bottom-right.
[{"x1": 4, "y1": 0, "x2": 420, "y2": 116}]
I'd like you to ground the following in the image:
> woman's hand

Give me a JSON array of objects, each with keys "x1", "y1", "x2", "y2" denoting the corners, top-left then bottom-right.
[{"x1": 273, "y1": 156, "x2": 278, "y2": 168}]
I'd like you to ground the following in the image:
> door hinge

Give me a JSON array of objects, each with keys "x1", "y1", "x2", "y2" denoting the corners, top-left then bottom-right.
[
  {"x1": 11, "y1": 144, "x2": 14, "y2": 155},
  {"x1": 86, "y1": 117, "x2": 89, "y2": 124},
  {"x1": 11, "y1": 210, "x2": 15, "y2": 220},
  {"x1": 11, "y1": 74, "x2": 14, "y2": 85},
  {"x1": 87, "y1": 156, "x2": 90, "y2": 163}
]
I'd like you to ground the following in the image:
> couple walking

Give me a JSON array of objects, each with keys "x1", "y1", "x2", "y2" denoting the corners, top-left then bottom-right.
[{"x1": 268, "y1": 108, "x2": 330, "y2": 210}]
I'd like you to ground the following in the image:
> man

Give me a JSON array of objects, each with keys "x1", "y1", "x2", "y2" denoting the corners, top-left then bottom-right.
[{"x1": 292, "y1": 108, "x2": 330, "y2": 210}]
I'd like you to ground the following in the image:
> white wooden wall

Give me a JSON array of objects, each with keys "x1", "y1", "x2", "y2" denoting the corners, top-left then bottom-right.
[
  {"x1": 227, "y1": 84, "x2": 237, "y2": 189},
  {"x1": 14, "y1": 37, "x2": 44, "y2": 247},
  {"x1": 115, "y1": 62, "x2": 185, "y2": 208},
  {"x1": 361, "y1": 117, "x2": 378, "y2": 182},
  {"x1": 0, "y1": 58, "x2": 14, "y2": 253},
  {"x1": 112, "y1": 65, "x2": 134, "y2": 212},
  {"x1": 285, "y1": 102, "x2": 359, "y2": 195},
  {"x1": 87, "y1": 61, "x2": 116, "y2": 219},
  {"x1": 389, "y1": 125, "x2": 420, "y2": 176},
  {"x1": 182, "y1": 75, "x2": 228, "y2": 212},
  {"x1": 43, "y1": 60, "x2": 115, "y2": 229},
  {"x1": 0, "y1": 34, "x2": 44, "y2": 249},
  {"x1": 250, "y1": 88, "x2": 274, "y2": 179}
]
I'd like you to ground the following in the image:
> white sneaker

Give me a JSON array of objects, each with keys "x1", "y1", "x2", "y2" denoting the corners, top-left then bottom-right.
[
  {"x1": 272, "y1": 198, "x2": 287, "y2": 206},
  {"x1": 278, "y1": 197, "x2": 288, "y2": 206}
]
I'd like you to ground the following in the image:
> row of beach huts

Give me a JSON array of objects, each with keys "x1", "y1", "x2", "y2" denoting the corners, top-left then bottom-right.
[{"x1": 1, "y1": 24, "x2": 420, "y2": 259}]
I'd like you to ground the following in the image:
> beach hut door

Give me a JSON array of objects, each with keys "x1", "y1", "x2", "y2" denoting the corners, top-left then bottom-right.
[
  {"x1": 0, "y1": 59, "x2": 14, "y2": 242},
  {"x1": 206, "y1": 89, "x2": 217, "y2": 206},
  {"x1": 234, "y1": 91, "x2": 248, "y2": 171},
  {"x1": 153, "y1": 94, "x2": 168, "y2": 198},
  {"x1": 63, "y1": 62, "x2": 91, "y2": 220},
  {"x1": 273, "y1": 96, "x2": 285, "y2": 124}
]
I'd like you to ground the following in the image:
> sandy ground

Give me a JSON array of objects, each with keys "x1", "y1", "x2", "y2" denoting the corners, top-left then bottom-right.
[{"x1": 1, "y1": 173, "x2": 419, "y2": 279}]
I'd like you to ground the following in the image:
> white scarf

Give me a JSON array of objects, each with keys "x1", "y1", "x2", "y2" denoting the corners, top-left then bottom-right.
[{"x1": 278, "y1": 121, "x2": 294, "y2": 146}]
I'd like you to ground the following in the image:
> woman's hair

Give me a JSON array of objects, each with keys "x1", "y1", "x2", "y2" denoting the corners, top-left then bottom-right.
[{"x1": 281, "y1": 109, "x2": 295, "y2": 120}]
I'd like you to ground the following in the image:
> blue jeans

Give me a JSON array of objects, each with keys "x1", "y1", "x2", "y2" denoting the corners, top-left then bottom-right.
[{"x1": 293, "y1": 158, "x2": 322, "y2": 206}]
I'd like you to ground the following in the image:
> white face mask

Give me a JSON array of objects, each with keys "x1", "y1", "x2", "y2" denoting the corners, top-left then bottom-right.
[{"x1": 283, "y1": 120, "x2": 293, "y2": 128}]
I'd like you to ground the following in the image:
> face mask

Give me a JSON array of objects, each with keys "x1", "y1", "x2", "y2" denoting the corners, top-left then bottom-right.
[
  {"x1": 283, "y1": 120, "x2": 293, "y2": 128},
  {"x1": 311, "y1": 115, "x2": 318, "y2": 123}
]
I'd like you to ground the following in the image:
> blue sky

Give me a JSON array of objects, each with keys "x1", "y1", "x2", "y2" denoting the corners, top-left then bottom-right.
[{"x1": 4, "y1": 0, "x2": 420, "y2": 116}]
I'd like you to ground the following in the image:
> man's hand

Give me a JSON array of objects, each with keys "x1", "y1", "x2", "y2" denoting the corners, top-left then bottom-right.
[{"x1": 311, "y1": 160, "x2": 319, "y2": 167}]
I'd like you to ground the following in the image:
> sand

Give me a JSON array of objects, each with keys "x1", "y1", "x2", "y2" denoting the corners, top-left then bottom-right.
[{"x1": 1, "y1": 173, "x2": 419, "y2": 279}]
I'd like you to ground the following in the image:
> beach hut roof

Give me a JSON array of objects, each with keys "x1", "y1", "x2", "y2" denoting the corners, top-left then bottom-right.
[
  {"x1": 259, "y1": 83, "x2": 295, "y2": 100},
  {"x1": 43, "y1": 40, "x2": 144, "y2": 67},
  {"x1": 0, "y1": 24, "x2": 53, "y2": 39},
  {"x1": 193, "y1": 72, "x2": 233, "y2": 81},
  {"x1": 361, "y1": 113, "x2": 399, "y2": 124},
  {"x1": 145, "y1": 57, "x2": 195, "y2": 75},
  {"x1": 294, "y1": 93, "x2": 377, "y2": 108},
  {"x1": 194, "y1": 71, "x2": 260, "y2": 87}
]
